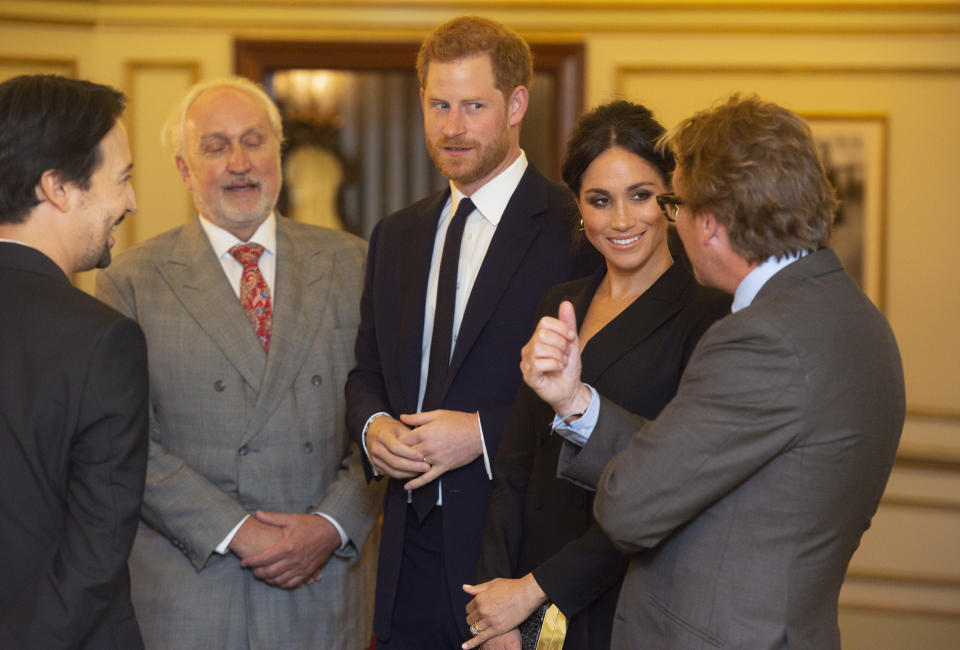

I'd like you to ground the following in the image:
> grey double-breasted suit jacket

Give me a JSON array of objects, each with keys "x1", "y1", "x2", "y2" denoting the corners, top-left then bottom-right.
[
  {"x1": 560, "y1": 249, "x2": 905, "y2": 649},
  {"x1": 96, "y1": 216, "x2": 382, "y2": 649}
]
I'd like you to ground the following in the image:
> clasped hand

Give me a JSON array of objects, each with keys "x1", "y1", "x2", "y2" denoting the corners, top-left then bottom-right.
[
  {"x1": 365, "y1": 410, "x2": 482, "y2": 489},
  {"x1": 234, "y1": 511, "x2": 340, "y2": 589}
]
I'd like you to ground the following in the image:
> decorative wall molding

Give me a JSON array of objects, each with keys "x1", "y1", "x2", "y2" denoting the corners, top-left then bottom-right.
[
  {"x1": 0, "y1": 55, "x2": 76, "y2": 78},
  {"x1": 2, "y1": 1, "x2": 959, "y2": 35}
]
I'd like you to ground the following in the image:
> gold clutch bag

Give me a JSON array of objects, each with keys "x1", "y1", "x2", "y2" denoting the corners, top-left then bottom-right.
[{"x1": 518, "y1": 603, "x2": 567, "y2": 650}]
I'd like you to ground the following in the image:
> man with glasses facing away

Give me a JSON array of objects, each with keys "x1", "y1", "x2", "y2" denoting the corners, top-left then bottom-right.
[
  {"x1": 0, "y1": 74, "x2": 147, "y2": 649},
  {"x1": 345, "y1": 16, "x2": 596, "y2": 649},
  {"x1": 512, "y1": 95, "x2": 905, "y2": 649}
]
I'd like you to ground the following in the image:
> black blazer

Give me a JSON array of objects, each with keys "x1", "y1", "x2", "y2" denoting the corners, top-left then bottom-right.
[
  {"x1": 477, "y1": 261, "x2": 730, "y2": 649},
  {"x1": 0, "y1": 243, "x2": 148, "y2": 649},
  {"x1": 345, "y1": 163, "x2": 598, "y2": 641}
]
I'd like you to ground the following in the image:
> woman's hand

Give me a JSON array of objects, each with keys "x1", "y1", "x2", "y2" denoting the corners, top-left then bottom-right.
[{"x1": 461, "y1": 574, "x2": 547, "y2": 649}]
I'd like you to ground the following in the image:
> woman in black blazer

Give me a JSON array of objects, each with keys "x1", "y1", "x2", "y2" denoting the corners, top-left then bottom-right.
[{"x1": 467, "y1": 101, "x2": 731, "y2": 649}]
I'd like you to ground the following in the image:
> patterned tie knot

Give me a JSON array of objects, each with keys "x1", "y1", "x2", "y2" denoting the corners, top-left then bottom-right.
[{"x1": 230, "y1": 243, "x2": 265, "y2": 267}]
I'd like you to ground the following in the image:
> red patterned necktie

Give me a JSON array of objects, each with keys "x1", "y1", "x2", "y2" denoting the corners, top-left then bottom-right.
[{"x1": 229, "y1": 243, "x2": 272, "y2": 351}]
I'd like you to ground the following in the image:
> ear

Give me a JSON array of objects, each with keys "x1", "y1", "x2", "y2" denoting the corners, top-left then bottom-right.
[
  {"x1": 700, "y1": 211, "x2": 722, "y2": 247},
  {"x1": 174, "y1": 155, "x2": 192, "y2": 189},
  {"x1": 507, "y1": 85, "x2": 529, "y2": 127},
  {"x1": 36, "y1": 169, "x2": 72, "y2": 213}
]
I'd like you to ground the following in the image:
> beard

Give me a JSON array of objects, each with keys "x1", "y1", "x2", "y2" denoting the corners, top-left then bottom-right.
[
  {"x1": 192, "y1": 181, "x2": 276, "y2": 234},
  {"x1": 94, "y1": 245, "x2": 112, "y2": 269},
  {"x1": 427, "y1": 126, "x2": 511, "y2": 189}
]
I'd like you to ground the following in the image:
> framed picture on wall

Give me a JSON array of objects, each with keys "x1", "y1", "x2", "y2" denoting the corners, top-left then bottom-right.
[{"x1": 805, "y1": 115, "x2": 888, "y2": 311}]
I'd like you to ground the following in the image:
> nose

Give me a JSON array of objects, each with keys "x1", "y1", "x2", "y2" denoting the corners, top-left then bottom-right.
[
  {"x1": 127, "y1": 183, "x2": 138, "y2": 215},
  {"x1": 227, "y1": 143, "x2": 252, "y2": 173},
  {"x1": 442, "y1": 108, "x2": 466, "y2": 138},
  {"x1": 610, "y1": 200, "x2": 633, "y2": 231}
]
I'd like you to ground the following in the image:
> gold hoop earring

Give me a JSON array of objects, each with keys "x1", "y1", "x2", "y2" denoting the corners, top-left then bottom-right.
[{"x1": 578, "y1": 218, "x2": 584, "y2": 231}]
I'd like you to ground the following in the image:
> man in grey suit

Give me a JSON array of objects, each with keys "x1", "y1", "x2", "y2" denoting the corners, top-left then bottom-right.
[
  {"x1": 96, "y1": 77, "x2": 381, "y2": 649},
  {"x1": 505, "y1": 95, "x2": 905, "y2": 649}
]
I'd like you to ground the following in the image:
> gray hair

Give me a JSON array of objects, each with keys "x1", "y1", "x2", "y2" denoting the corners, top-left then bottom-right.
[{"x1": 162, "y1": 76, "x2": 284, "y2": 156}]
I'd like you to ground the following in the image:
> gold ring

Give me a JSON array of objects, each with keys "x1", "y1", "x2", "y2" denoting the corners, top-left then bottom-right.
[{"x1": 469, "y1": 623, "x2": 480, "y2": 636}]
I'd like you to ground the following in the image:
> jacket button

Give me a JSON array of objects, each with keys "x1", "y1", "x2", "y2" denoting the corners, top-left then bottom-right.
[
  {"x1": 238, "y1": 445, "x2": 249, "y2": 456},
  {"x1": 214, "y1": 380, "x2": 226, "y2": 392},
  {"x1": 311, "y1": 375, "x2": 322, "y2": 387},
  {"x1": 303, "y1": 442, "x2": 314, "y2": 454}
]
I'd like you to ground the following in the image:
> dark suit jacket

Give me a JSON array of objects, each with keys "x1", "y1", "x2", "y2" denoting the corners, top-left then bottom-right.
[
  {"x1": 477, "y1": 262, "x2": 730, "y2": 650},
  {"x1": 560, "y1": 249, "x2": 905, "y2": 649},
  {"x1": 345, "y1": 163, "x2": 597, "y2": 641},
  {"x1": 0, "y1": 242, "x2": 148, "y2": 649}
]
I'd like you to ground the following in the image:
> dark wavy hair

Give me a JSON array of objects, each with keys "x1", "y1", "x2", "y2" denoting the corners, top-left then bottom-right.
[
  {"x1": 0, "y1": 74, "x2": 125, "y2": 224},
  {"x1": 562, "y1": 100, "x2": 674, "y2": 198},
  {"x1": 663, "y1": 94, "x2": 836, "y2": 263}
]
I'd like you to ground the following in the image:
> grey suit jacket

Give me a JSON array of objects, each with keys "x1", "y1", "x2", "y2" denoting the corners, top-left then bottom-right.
[
  {"x1": 96, "y1": 216, "x2": 382, "y2": 649},
  {"x1": 559, "y1": 249, "x2": 904, "y2": 649}
]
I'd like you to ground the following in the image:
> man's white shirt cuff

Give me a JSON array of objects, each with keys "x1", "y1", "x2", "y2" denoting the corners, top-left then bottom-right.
[
  {"x1": 216, "y1": 514, "x2": 250, "y2": 554},
  {"x1": 361, "y1": 411, "x2": 391, "y2": 477}
]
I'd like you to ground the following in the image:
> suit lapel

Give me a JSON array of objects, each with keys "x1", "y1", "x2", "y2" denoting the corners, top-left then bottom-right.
[
  {"x1": 445, "y1": 167, "x2": 546, "y2": 388},
  {"x1": 158, "y1": 218, "x2": 265, "y2": 393},
  {"x1": 580, "y1": 261, "x2": 692, "y2": 384},
  {"x1": 397, "y1": 191, "x2": 449, "y2": 412},
  {"x1": 243, "y1": 217, "x2": 329, "y2": 441}
]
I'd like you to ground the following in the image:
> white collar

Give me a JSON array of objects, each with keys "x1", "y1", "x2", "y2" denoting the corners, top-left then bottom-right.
[
  {"x1": 449, "y1": 150, "x2": 528, "y2": 225},
  {"x1": 732, "y1": 250, "x2": 809, "y2": 313},
  {"x1": 198, "y1": 212, "x2": 277, "y2": 258}
]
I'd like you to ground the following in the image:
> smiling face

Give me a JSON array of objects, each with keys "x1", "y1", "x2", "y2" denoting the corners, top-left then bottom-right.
[
  {"x1": 421, "y1": 53, "x2": 525, "y2": 195},
  {"x1": 176, "y1": 86, "x2": 281, "y2": 240},
  {"x1": 578, "y1": 145, "x2": 672, "y2": 281},
  {"x1": 74, "y1": 120, "x2": 137, "y2": 271}
]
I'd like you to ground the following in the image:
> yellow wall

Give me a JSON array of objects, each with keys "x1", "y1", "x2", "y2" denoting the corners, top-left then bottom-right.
[{"x1": 2, "y1": 2, "x2": 958, "y2": 645}]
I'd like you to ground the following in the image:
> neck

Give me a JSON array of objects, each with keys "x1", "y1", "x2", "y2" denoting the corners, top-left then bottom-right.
[
  {"x1": 0, "y1": 215, "x2": 73, "y2": 275},
  {"x1": 600, "y1": 243, "x2": 674, "y2": 302}
]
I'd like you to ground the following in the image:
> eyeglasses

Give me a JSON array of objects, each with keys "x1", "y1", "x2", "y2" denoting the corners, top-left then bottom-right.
[{"x1": 656, "y1": 193, "x2": 683, "y2": 222}]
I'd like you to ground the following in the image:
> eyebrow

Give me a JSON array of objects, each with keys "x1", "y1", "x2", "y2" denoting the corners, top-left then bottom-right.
[{"x1": 583, "y1": 181, "x2": 657, "y2": 194}]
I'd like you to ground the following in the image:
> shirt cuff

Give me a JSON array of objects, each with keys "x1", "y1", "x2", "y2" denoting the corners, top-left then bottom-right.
[
  {"x1": 313, "y1": 512, "x2": 349, "y2": 550},
  {"x1": 477, "y1": 411, "x2": 492, "y2": 480},
  {"x1": 361, "y1": 411, "x2": 391, "y2": 477},
  {"x1": 550, "y1": 384, "x2": 600, "y2": 447},
  {"x1": 215, "y1": 514, "x2": 250, "y2": 555}
]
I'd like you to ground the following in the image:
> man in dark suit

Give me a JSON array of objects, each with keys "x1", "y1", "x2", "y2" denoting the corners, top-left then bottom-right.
[
  {"x1": 96, "y1": 77, "x2": 381, "y2": 649},
  {"x1": 0, "y1": 74, "x2": 147, "y2": 649},
  {"x1": 345, "y1": 16, "x2": 594, "y2": 648},
  {"x1": 509, "y1": 95, "x2": 905, "y2": 649}
]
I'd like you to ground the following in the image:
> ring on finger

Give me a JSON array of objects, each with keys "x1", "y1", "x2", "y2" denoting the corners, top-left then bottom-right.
[{"x1": 469, "y1": 623, "x2": 480, "y2": 636}]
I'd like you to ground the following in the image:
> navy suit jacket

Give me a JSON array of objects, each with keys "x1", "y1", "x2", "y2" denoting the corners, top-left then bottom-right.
[{"x1": 346, "y1": 163, "x2": 597, "y2": 640}]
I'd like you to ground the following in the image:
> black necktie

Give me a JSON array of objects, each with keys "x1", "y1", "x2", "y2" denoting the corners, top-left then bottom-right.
[{"x1": 412, "y1": 197, "x2": 474, "y2": 521}]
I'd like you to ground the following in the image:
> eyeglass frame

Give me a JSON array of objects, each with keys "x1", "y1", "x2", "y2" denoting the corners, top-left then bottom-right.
[{"x1": 656, "y1": 193, "x2": 683, "y2": 223}]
